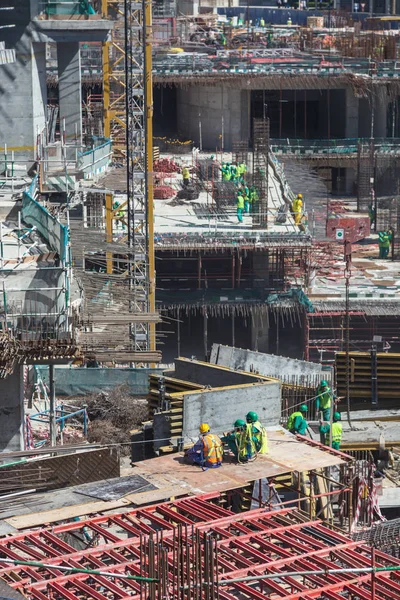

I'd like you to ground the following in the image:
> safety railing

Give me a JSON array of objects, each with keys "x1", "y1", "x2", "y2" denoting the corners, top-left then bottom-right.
[
  {"x1": 77, "y1": 137, "x2": 113, "y2": 179},
  {"x1": 37, "y1": 0, "x2": 97, "y2": 17},
  {"x1": 270, "y1": 138, "x2": 400, "y2": 155}
]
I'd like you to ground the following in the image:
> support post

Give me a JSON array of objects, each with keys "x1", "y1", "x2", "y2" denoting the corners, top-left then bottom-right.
[
  {"x1": 105, "y1": 192, "x2": 113, "y2": 274},
  {"x1": 231, "y1": 313, "x2": 235, "y2": 347},
  {"x1": 177, "y1": 309, "x2": 181, "y2": 357},
  {"x1": 203, "y1": 309, "x2": 208, "y2": 361},
  {"x1": 49, "y1": 364, "x2": 56, "y2": 447}
]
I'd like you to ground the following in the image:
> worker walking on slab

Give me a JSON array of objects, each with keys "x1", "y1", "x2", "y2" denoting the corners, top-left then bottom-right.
[
  {"x1": 185, "y1": 423, "x2": 224, "y2": 469},
  {"x1": 237, "y1": 192, "x2": 245, "y2": 223},
  {"x1": 291, "y1": 194, "x2": 303, "y2": 225},
  {"x1": 378, "y1": 230, "x2": 392, "y2": 259},
  {"x1": 246, "y1": 411, "x2": 268, "y2": 454},
  {"x1": 319, "y1": 412, "x2": 343, "y2": 450},
  {"x1": 182, "y1": 166, "x2": 190, "y2": 187},
  {"x1": 286, "y1": 404, "x2": 308, "y2": 435},
  {"x1": 222, "y1": 419, "x2": 256, "y2": 463},
  {"x1": 315, "y1": 379, "x2": 335, "y2": 423}
]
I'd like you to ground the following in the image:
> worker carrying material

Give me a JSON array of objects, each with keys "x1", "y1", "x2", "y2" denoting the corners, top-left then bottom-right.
[
  {"x1": 291, "y1": 194, "x2": 303, "y2": 225},
  {"x1": 319, "y1": 412, "x2": 343, "y2": 450},
  {"x1": 378, "y1": 230, "x2": 392, "y2": 259},
  {"x1": 245, "y1": 411, "x2": 268, "y2": 454},
  {"x1": 185, "y1": 423, "x2": 223, "y2": 468},
  {"x1": 315, "y1": 379, "x2": 335, "y2": 422},
  {"x1": 286, "y1": 404, "x2": 308, "y2": 435},
  {"x1": 182, "y1": 166, "x2": 190, "y2": 186},
  {"x1": 222, "y1": 419, "x2": 256, "y2": 463}
]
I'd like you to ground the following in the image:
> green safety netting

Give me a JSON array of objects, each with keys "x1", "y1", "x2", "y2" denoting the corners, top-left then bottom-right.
[{"x1": 22, "y1": 178, "x2": 68, "y2": 262}]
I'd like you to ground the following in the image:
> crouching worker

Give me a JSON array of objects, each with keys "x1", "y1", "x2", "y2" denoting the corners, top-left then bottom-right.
[
  {"x1": 246, "y1": 411, "x2": 268, "y2": 454},
  {"x1": 222, "y1": 419, "x2": 256, "y2": 463},
  {"x1": 286, "y1": 404, "x2": 308, "y2": 435},
  {"x1": 185, "y1": 423, "x2": 223, "y2": 469}
]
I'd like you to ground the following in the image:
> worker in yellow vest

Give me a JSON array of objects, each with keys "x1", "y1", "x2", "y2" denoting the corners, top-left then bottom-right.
[
  {"x1": 245, "y1": 411, "x2": 268, "y2": 454},
  {"x1": 286, "y1": 404, "x2": 308, "y2": 435},
  {"x1": 222, "y1": 419, "x2": 256, "y2": 463},
  {"x1": 291, "y1": 194, "x2": 303, "y2": 225},
  {"x1": 319, "y1": 412, "x2": 343, "y2": 450},
  {"x1": 182, "y1": 166, "x2": 190, "y2": 186}
]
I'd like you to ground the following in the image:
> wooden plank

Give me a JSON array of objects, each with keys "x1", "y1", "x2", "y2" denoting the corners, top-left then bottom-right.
[{"x1": 5, "y1": 498, "x2": 132, "y2": 530}]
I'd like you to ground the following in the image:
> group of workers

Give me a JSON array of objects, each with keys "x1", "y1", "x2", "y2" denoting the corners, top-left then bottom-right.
[
  {"x1": 185, "y1": 411, "x2": 268, "y2": 469},
  {"x1": 290, "y1": 193, "x2": 303, "y2": 225},
  {"x1": 286, "y1": 379, "x2": 343, "y2": 450}
]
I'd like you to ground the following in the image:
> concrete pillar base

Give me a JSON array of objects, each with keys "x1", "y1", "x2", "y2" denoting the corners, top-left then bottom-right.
[{"x1": 0, "y1": 366, "x2": 24, "y2": 452}]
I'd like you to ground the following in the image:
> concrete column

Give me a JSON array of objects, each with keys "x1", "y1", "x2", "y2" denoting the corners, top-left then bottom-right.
[
  {"x1": 374, "y1": 93, "x2": 388, "y2": 139},
  {"x1": 0, "y1": 366, "x2": 24, "y2": 452},
  {"x1": 345, "y1": 88, "x2": 359, "y2": 139},
  {"x1": 251, "y1": 312, "x2": 269, "y2": 353},
  {"x1": 58, "y1": 42, "x2": 82, "y2": 143},
  {"x1": 0, "y1": 38, "x2": 47, "y2": 160}
]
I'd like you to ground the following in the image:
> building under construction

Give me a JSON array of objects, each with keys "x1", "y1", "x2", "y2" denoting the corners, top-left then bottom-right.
[{"x1": 1, "y1": 1, "x2": 400, "y2": 599}]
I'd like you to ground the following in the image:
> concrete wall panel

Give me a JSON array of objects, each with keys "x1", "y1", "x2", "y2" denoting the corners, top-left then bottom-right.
[
  {"x1": 182, "y1": 381, "x2": 281, "y2": 442},
  {"x1": 210, "y1": 344, "x2": 327, "y2": 381}
]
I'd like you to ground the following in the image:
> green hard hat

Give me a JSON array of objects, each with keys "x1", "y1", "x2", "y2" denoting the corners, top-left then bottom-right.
[
  {"x1": 334, "y1": 412, "x2": 341, "y2": 421},
  {"x1": 320, "y1": 380, "x2": 328, "y2": 387},
  {"x1": 234, "y1": 419, "x2": 246, "y2": 428},
  {"x1": 246, "y1": 411, "x2": 258, "y2": 423},
  {"x1": 300, "y1": 404, "x2": 308, "y2": 413}
]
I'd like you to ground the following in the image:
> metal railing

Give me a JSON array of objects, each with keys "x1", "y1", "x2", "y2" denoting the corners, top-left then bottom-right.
[
  {"x1": 37, "y1": 0, "x2": 97, "y2": 17},
  {"x1": 271, "y1": 138, "x2": 400, "y2": 155}
]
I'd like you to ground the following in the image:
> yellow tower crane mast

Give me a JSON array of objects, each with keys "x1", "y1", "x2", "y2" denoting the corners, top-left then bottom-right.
[{"x1": 102, "y1": 0, "x2": 156, "y2": 358}]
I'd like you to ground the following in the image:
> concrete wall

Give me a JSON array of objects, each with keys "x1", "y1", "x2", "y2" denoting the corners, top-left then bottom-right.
[
  {"x1": 210, "y1": 344, "x2": 328, "y2": 382},
  {"x1": 182, "y1": 380, "x2": 281, "y2": 442},
  {"x1": 0, "y1": 367, "x2": 24, "y2": 452},
  {"x1": 173, "y1": 358, "x2": 271, "y2": 387},
  {"x1": 175, "y1": 84, "x2": 361, "y2": 150},
  {"x1": 177, "y1": 85, "x2": 242, "y2": 151}
]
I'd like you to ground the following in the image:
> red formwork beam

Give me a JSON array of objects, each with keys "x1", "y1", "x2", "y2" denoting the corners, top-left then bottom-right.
[{"x1": 1, "y1": 496, "x2": 399, "y2": 600}]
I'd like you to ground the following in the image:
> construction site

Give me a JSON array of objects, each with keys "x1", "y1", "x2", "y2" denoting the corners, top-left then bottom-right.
[{"x1": 1, "y1": 0, "x2": 400, "y2": 598}]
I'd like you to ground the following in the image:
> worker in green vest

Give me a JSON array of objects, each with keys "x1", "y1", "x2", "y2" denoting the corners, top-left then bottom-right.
[
  {"x1": 286, "y1": 404, "x2": 308, "y2": 435},
  {"x1": 222, "y1": 419, "x2": 256, "y2": 462},
  {"x1": 315, "y1": 379, "x2": 335, "y2": 422},
  {"x1": 319, "y1": 412, "x2": 343, "y2": 450},
  {"x1": 245, "y1": 411, "x2": 268, "y2": 454},
  {"x1": 378, "y1": 230, "x2": 391, "y2": 259},
  {"x1": 237, "y1": 193, "x2": 245, "y2": 223}
]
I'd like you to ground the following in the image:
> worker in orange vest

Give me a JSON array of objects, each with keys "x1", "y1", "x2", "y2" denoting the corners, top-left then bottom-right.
[{"x1": 185, "y1": 423, "x2": 224, "y2": 468}]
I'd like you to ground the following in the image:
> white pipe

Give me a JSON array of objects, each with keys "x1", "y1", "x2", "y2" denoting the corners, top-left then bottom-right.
[{"x1": 17, "y1": 211, "x2": 21, "y2": 262}]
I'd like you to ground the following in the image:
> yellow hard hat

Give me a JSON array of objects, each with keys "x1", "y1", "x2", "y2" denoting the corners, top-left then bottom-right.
[
  {"x1": 297, "y1": 193, "x2": 303, "y2": 199},
  {"x1": 199, "y1": 423, "x2": 210, "y2": 434}
]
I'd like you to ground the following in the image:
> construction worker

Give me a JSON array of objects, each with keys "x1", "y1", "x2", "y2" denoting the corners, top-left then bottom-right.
[
  {"x1": 286, "y1": 404, "x2": 308, "y2": 435},
  {"x1": 222, "y1": 419, "x2": 256, "y2": 462},
  {"x1": 315, "y1": 379, "x2": 335, "y2": 423},
  {"x1": 368, "y1": 203, "x2": 376, "y2": 228},
  {"x1": 245, "y1": 411, "x2": 268, "y2": 454},
  {"x1": 237, "y1": 192, "x2": 245, "y2": 223},
  {"x1": 238, "y1": 162, "x2": 247, "y2": 182},
  {"x1": 291, "y1": 194, "x2": 303, "y2": 225},
  {"x1": 185, "y1": 423, "x2": 224, "y2": 468},
  {"x1": 182, "y1": 166, "x2": 190, "y2": 187},
  {"x1": 242, "y1": 185, "x2": 250, "y2": 214},
  {"x1": 378, "y1": 230, "x2": 391, "y2": 259},
  {"x1": 221, "y1": 163, "x2": 231, "y2": 181},
  {"x1": 319, "y1": 412, "x2": 343, "y2": 450}
]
